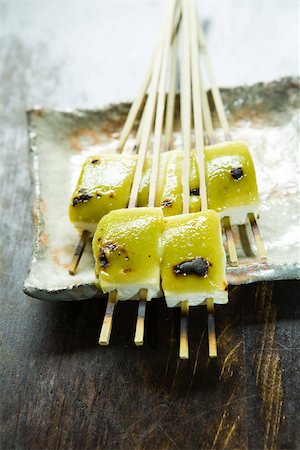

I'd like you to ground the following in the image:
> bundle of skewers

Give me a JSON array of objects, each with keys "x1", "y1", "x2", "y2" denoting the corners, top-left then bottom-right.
[{"x1": 68, "y1": 0, "x2": 267, "y2": 359}]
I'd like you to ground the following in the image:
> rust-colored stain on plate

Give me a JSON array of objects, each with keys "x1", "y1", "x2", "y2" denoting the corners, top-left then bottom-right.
[
  {"x1": 69, "y1": 128, "x2": 101, "y2": 152},
  {"x1": 52, "y1": 246, "x2": 74, "y2": 269}
]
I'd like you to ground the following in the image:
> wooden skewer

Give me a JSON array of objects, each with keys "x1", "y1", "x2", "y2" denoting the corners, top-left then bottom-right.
[
  {"x1": 206, "y1": 298, "x2": 217, "y2": 357},
  {"x1": 165, "y1": 33, "x2": 178, "y2": 151},
  {"x1": 178, "y1": 0, "x2": 193, "y2": 360},
  {"x1": 148, "y1": 0, "x2": 176, "y2": 207},
  {"x1": 197, "y1": 19, "x2": 265, "y2": 269},
  {"x1": 248, "y1": 213, "x2": 267, "y2": 262},
  {"x1": 197, "y1": 18, "x2": 231, "y2": 141},
  {"x1": 117, "y1": 3, "x2": 182, "y2": 154},
  {"x1": 100, "y1": 67, "x2": 162, "y2": 345},
  {"x1": 198, "y1": 64, "x2": 215, "y2": 145},
  {"x1": 222, "y1": 216, "x2": 238, "y2": 266},
  {"x1": 117, "y1": 53, "x2": 155, "y2": 153},
  {"x1": 68, "y1": 2, "x2": 181, "y2": 275},
  {"x1": 98, "y1": 30, "x2": 163, "y2": 346},
  {"x1": 179, "y1": 300, "x2": 189, "y2": 359},
  {"x1": 195, "y1": 22, "x2": 238, "y2": 273},
  {"x1": 134, "y1": 0, "x2": 177, "y2": 346},
  {"x1": 134, "y1": 288, "x2": 148, "y2": 345},
  {"x1": 100, "y1": 0, "x2": 178, "y2": 348},
  {"x1": 99, "y1": 290, "x2": 118, "y2": 345},
  {"x1": 127, "y1": 40, "x2": 164, "y2": 208},
  {"x1": 68, "y1": 230, "x2": 90, "y2": 275},
  {"x1": 189, "y1": 0, "x2": 207, "y2": 211},
  {"x1": 180, "y1": 0, "x2": 192, "y2": 216},
  {"x1": 196, "y1": 27, "x2": 239, "y2": 274},
  {"x1": 171, "y1": 1, "x2": 182, "y2": 44},
  {"x1": 134, "y1": 106, "x2": 147, "y2": 152},
  {"x1": 69, "y1": 39, "x2": 160, "y2": 276},
  {"x1": 188, "y1": 0, "x2": 217, "y2": 358}
]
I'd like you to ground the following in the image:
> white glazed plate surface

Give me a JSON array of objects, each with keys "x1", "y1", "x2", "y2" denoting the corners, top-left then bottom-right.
[{"x1": 24, "y1": 78, "x2": 300, "y2": 301}]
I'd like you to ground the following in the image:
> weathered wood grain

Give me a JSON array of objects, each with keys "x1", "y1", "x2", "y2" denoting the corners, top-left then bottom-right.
[
  {"x1": 0, "y1": 1, "x2": 299, "y2": 449},
  {"x1": 1, "y1": 282, "x2": 299, "y2": 449}
]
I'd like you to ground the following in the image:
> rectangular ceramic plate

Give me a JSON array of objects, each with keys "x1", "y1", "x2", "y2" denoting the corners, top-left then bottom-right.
[{"x1": 24, "y1": 78, "x2": 300, "y2": 301}]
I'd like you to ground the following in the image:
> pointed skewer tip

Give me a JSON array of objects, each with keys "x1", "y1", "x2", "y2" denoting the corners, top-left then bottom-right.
[
  {"x1": 248, "y1": 213, "x2": 267, "y2": 263},
  {"x1": 207, "y1": 298, "x2": 217, "y2": 358},
  {"x1": 68, "y1": 230, "x2": 91, "y2": 275},
  {"x1": 179, "y1": 300, "x2": 189, "y2": 359},
  {"x1": 99, "y1": 290, "x2": 117, "y2": 346},
  {"x1": 134, "y1": 291, "x2": 147, "y2": 346}
]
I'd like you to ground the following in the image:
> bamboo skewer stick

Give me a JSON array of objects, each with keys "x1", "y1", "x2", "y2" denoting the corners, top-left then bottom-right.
[
  {"x1": 101, "y1": 56, "x2": 163, "y2": 345},
  {"x1": 189, "y1": 0, "x2": 207, "y2": 211},
  {"x1": 148, "y1": 0, "x2": 176, "y2": 208},
  {"x1": 180, "y1": 0, "x2": 192, "y2": 217},
  {"x1": 70, "y1": 0, "x2": 268, "y2": 364},
  {"x1": 117, "y1": 3, "x2": 182, "y2": 154},
  {"x1": 68, "y1": 230, "x2": 90, "y2": 275},
  {"x1": 99, "y1": 0, "x2": 178, "y2": 348},
  {"x1": 134, "y1": 288, "x2": 148, "y2": 345},
  {"x1": 165, "y1": 33, "x2": 178, "y2": 151},
  {"x1": 189, "y1": 0, "x2": 217, "y2": 358},
  {"x1": 197, "y1": 35, "x2": 239, "y2": 270},
  {"x1": 197, "y1": 18, "x2": 231, "y2": 141},
  {"x1": 117, "y1": 53, "x2": 155, "y2": 153},
  {"x1": 179, "y1": 300, "x2": 189, "y2": 359},
  {"x1": 206, "y1": 298, "x2": 217, "y2": 357},
  {"x1": 248, "y1": 213, "x2": 267, "y2": 262},
  {"x1": 134, "y1": 0, "x2": 177, "y2": 345},
  {"x1": 69, "y1": 29, "x2": 165, "y2": 275},
  {"x1": 199, "y1": 65, "x2": 215, "y2": 145},
  {"x1": 99, "y1": 290, "x2": 118, "y2": 345},
  {"x1": 222, "y1": 216, "x2": 238, "y2": 266},
  {"x1": 196, "y1": 41, "x2": 238, "y2": 272},
  {"x1": 171, "y1": 1, "x2": 182, "y2": 44},
  {"x1": 69, "y1": 45, "x2": 159, "y2": 276},
  {"x1": 130, "y1": 0, "x2": 178, "y2": 210},
  {"x1": 134, "y1": 108, "x2": 147, "y2": 152},
  {"x1": 178, "y1": 0, "x2": 193, "y2": 360},
  {"x1": 127, "y1": 44, "x2": 164, "y2": 209},
  {"x1": 197, "y1": 17, "x2": 266, "y2": 264},
  {"x1": 67, "y1": 2, "x2": 181, "y2": 277}
]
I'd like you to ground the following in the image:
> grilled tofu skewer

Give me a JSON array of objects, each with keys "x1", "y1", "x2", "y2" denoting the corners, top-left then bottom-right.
[
  {"x1": 98, "y1": 0, "x2": 178, "y2": 347},
  {"x1": 188, "y1": 0, "x2": 218, "y2": 358},
  {"x1": 69, "y1": 1, "x2": 181, "y2": 276},
  {"x1": 73, "y1": 0, "x2": 265, "y2": 364},
  {"x1": 134, "y1": 0, "x2": 178, "y2": 346},
  {"x1": 159, "y1": 0, "x2": 225, "y2": 360},
  {"x1": 196, "y1": 14, "x2": 267, "y2": 264},
  {"x1": 178, "y1": 0, "x2": 192, "y2": 359}
]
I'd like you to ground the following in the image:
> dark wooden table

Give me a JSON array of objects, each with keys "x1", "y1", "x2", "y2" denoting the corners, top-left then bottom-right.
[{"x1": 1, "y1": 1, "x2": 299, "y2": 449}]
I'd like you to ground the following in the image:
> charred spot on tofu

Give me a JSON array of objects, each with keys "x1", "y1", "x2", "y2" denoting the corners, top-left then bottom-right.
[
  {"x1": 99, "y1": 243, "x2": 117, "y2": 268},
  {"x1": 161, "y1": 199, "x2": 173, "y2": 208},
  {"x1": 99, "y1": 249, "x2": 109, "y2": 268},
  {"x1": 91, "y1": 159, "x2": 99, "y2": 164},
  {"x1": 72, "y1": 192, "x2": 92, "y2": 206},
  {"x1": 105, "y1": 243, "x2": 117, "y2": 251},
  {"x1": 190, "y1": 188, "x2": 200, "y2": 196},
  {"x1": 174, "y1": 257, "x2": 210, "y2": 277},
  {"x1": 231, "y1": 167, "x2": 243, "y2": 180}
]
